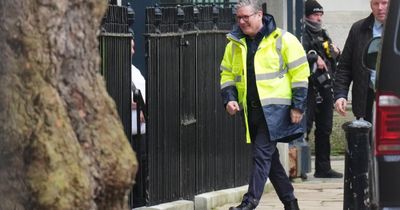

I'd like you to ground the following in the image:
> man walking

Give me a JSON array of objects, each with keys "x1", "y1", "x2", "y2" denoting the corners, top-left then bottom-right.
[
  {"x1": 220, "y1": 0, "x2": 310, "y2": 209},
  {"x1": 334, "y1": 0, "x2": 389, "y2": 122},
  {"x1": 302, "y1": 0, "x2": 343, "y2": 178}
]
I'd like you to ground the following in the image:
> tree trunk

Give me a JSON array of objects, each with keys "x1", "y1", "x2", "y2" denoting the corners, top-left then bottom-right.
[{"x1": 0, "y1": 1, "x2": 138, "y2": 210}]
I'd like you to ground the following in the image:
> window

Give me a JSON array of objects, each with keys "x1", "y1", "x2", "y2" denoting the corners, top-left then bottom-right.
[{"x1": 397, "y1": 11, "x2": 400, "y2": 53}]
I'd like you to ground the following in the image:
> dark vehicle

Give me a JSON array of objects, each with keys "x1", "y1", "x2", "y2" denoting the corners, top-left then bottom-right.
[{"x1": 363, "y1": 1, "x2": 400, "y2": 209}]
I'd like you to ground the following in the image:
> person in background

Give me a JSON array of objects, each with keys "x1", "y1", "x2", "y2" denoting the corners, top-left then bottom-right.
[
  {"x1": 131, "y1": 38, "x2": 146, "y2": 135},
  {"x1": 220, "y1": 0, "x2": 310, "y2": 209},
  {"x1": 302, "y1": 0, "x2": 343, "y2": 178},
  {"x1": 334, "y1": 0, "x2": 389, "y2": 123}
]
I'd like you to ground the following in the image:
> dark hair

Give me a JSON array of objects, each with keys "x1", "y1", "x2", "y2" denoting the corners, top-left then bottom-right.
[{"x1": 235, "y1": 0, "x2": 263, "y2": 12}]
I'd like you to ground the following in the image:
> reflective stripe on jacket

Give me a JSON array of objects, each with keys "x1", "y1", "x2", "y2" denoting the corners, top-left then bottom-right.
[{"x1": 220, "y1": 16, "x2": 310, "y2": 143}]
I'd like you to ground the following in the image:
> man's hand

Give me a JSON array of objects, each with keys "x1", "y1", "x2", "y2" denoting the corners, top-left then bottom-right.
[
  {"x1": 290, "y1": 109, "x2": 303, "y2": 124},
  {"x1": 335, "y1": 98, "x2": 347, "y2": 116},
  {"x1": 226, "y1": 101, "x2": 240, "y2": 116},
  {"x1": 331, "y1": 43, "x2": 340, "y2": 55},
  {"x1": 139, "y1": 111, "x2": 145, "y2": 123},
  {"x1": 317, "y1": 56, "x2": 328, "y2": 71},
  {"x1": 132, "y1": 101, "x2": 137, "y2": 110}
]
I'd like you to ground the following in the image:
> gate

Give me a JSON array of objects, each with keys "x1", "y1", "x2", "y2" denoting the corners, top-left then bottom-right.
[
  {"x1": 143, "y1": 4, "x2": 252, "y2": 206},
  {"x1": 99, "y1": 5, "x2": 132, "y2": 141},
  {"x1": 98, "y1": 1, "x2": 305, "y2": 208},
  {"x1": 98, "y1": 3, "x2": 142, "y2": 207}
]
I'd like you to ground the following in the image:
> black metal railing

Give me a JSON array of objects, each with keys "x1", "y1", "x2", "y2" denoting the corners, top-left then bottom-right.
[
  {"x1": 99, "y1": 2, "x2": 305, "y2": 208},
  {"x1": 157, "y1": 0, "x2": 233, "y2": 7},
  {"x1": 99, "y1": 4, "x2": 141, "y2": 208},
  {"x1": 143, "y1": 4, "x2": 251, "y2": 206},
  {"x1": 99, "y1": 5, "x2": 132, "y2": 139}
]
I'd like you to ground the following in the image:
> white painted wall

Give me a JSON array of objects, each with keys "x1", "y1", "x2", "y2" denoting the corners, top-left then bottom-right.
[
  {"x1": 266, "y1": 0, "x2": 288, "y2": 29},
  {"x1": 323, "y1": 11, "x2": 370, "y2": 50},
  {"x1": 318, "y1": 0, "x2": 371, "y2": 11},
  {"x1": 317, "y1": 0, "x2": 372, "y2": 49}
]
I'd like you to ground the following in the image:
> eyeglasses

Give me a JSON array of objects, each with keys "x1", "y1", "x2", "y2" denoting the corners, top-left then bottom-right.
[{"x1": 236, "y1": 13, "x2": 257, "y2": 22}]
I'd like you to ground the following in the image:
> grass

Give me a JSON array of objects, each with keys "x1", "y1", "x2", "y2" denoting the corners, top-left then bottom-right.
[{"x1": 308, "y1": 108, "x2": 354, "y2": 156}]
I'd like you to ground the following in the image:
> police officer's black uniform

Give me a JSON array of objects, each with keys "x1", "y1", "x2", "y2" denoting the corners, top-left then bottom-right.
[{"x1": 302, "y1": 0, "x2": 342, "y2": 178}]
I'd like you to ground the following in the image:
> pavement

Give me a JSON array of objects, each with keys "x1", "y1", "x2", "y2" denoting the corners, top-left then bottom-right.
[{"x1": 215, "y1": 156, "x2": 345, "y2": 210}]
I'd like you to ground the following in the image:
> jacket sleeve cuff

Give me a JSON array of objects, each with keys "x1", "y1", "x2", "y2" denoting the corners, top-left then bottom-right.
[
  {"x1": 334, "y1": 92, "x2": 348, "y2": 102},
  {"x1": 221, "y1": 86, "x2": 238, "y2": 108},
  {"x1": 291, "y1": 87, "x2": 307, "y2": 113}
]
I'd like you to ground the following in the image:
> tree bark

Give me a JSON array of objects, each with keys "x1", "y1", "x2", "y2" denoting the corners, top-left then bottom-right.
[{"x1": 0, "y1": 1, "x2": 137, "y2": 210}]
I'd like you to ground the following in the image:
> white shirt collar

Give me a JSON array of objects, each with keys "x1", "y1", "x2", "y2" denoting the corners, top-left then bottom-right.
[{"x1": 374, "y1": 19, "x2": 383, "y2": 28}]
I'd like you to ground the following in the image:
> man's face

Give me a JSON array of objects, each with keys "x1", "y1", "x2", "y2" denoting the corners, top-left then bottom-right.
[
  {"x1": 236, "y1": 5, "x2": 263, "y2": 38},
  {"x1": 370, "y1": 0, "x2": 389, "y2": 23},
  {"x1": 307, "y1": 12, "x2": 323, "y2": 23}
]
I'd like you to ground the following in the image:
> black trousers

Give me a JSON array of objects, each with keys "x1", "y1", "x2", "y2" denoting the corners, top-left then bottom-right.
[
  {"x1": 306, "y1": 86, "x2": 334, "y2": 173},
  {"x1": 242, "y1": 106, "x2": 295, "y2": 206}
]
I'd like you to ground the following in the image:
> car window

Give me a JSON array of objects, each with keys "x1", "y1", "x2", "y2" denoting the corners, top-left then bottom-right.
[{"x1": 396, "y1": 11, "x2": 400, "y2": 53}]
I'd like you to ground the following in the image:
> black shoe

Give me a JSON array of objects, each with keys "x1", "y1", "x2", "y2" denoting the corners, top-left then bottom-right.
[
  {"x1": 314, "y1": 169, "x2": 343, "y2": 178},
  {"x1": 284, "y1": 199, "x2": 300, "y2": 210},
  {"x1": 229, "y1": 202, "x2": 256, "y2": 210}
]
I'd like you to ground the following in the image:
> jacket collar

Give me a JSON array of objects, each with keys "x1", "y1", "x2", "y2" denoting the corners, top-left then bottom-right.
[
  {"x1": 228, "y1": 14, "x2": 277, "y2": 41},
  {"x1": 361, "y1": 13, "x2": 376, "y2": 31}
]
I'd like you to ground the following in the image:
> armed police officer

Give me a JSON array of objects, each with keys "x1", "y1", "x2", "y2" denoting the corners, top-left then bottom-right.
[
  {"x1": 220, "y1": 0, "x2": 310, "y2": 209},
  {"x1": 302, "y1": 0, "x2": 343, "y2": 178}
]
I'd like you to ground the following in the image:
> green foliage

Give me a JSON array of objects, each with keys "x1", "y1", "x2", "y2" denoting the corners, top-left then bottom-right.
[{"x1": 308, "y1": 109, "x2": 354, "y2": 156}]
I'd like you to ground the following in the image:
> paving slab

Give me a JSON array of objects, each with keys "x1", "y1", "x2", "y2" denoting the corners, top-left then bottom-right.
[{"x1": 215, "y1": 156, "x2": 345, "y2": 210}]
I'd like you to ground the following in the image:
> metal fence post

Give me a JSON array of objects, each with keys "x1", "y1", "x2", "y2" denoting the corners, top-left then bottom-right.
[
  {"x1": 177, "y1": 4, "x2": 185, "y2": 32},
  {"x1": 212, "y1": 4, "x2": 219, "y2": 30},
  {"x1": 342, "y1": 119, "x2": 372, "y2": 210},
  {"x1": 154, "y1": 4, "x2": 162, "y2": 34}
]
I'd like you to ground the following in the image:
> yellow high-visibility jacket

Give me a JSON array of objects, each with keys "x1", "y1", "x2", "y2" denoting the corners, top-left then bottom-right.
[{"x1": 220, "y1": 15, "x2": 310, "y2": 143}]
